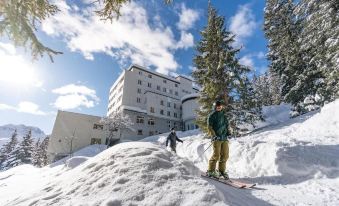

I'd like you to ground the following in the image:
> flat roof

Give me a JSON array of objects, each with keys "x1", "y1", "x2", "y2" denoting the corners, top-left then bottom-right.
[
  {"x1": 128, "y1": 64, "x2": 181, "y2": 84},
  {"x1": 58, "y1": 110, "x2": 102, "y2": 119}
]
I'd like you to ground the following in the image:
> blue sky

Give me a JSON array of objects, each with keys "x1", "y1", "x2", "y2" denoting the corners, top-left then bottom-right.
[{"x1": 0, "y1": 0, "x2": 268, "y2": 134}]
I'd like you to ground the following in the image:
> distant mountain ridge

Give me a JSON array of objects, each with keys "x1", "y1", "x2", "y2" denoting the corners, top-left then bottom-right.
[{"x1": 0, "y1": 124, "x2": 46, "y2": 146}]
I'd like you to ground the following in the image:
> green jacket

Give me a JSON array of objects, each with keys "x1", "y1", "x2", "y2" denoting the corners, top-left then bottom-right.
[{"x1": 207, "y1": 109, "x2": 229, "y2": 141}]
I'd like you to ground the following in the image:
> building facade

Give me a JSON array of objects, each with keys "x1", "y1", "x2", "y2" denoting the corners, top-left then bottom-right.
[
  {"x1": 181, "y1": 93, "x2": 200, "y2": 131},
  {"x1": 47, "y1": 111, "x2": 111, "y2": 162},
  {"x1": 108, "y1": 64, "x2": 199, "y2": 141}
]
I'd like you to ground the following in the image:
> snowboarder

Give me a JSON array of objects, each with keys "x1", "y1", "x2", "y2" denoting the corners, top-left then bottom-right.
[
  {"x1": 166, "y1": 128, "x2": 183, "y2": 153},
  {"x1": 206, "y1": 100, "x2": 230, "y2": 179}
]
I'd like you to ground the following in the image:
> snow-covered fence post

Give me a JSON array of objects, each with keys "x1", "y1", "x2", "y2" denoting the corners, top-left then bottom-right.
[{"x1": 100, "y1": 111, "x2": 134, "y2": 148}]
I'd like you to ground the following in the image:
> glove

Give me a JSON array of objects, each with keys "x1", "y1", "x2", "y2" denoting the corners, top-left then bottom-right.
[{"x1": 211, "y1": 136, "x2": 219, "y2": 142}]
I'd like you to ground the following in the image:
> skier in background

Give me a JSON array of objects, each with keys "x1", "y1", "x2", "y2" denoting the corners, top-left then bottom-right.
[
  {"x1": 166, "y1": 128, "x2": 183, "y2": 153},
  {"x1": 206, "y1": 100, "x2": 230, "y2": 179}
]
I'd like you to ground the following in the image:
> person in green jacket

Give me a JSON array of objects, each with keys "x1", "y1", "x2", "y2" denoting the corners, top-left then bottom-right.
[{"x1": 206, "y1": 100, "x2": 230, "y2": 179}]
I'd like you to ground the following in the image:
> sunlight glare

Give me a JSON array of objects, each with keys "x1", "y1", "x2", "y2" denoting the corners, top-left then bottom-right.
[{"x1": 0, "y1": 49, "x2": 42, "y2": 88}]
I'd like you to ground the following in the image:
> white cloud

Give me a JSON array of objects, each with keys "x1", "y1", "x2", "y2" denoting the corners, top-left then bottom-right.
[
  {"x1": 188, "y1": 66, "x2": 197, "y2": 71},
  {"x1": 230, "y1": 4, "x2": 258, "y2": 46},
  {"x1": 239, "y1": 55, "x2": 255, "y2": 69},
  {"x1": 240, "y1": 52, "x2": 268, "y2": 72},
  {"x1": 17, "y1": 102, "x2": 47, "y2": 115},
  {"x1": 42, "y1": 1, "x2": 198, "y2": 75},
  {"x1": 256, "y1": 51, "x2": 265, "y2": 59},
  {"x1": 176, "y1": 32, "x2": 194, "y2": 49},
  {"x1": 176, "y1": 4, "x2": 199, "y2": 31},
  {"x1": 0, "y1": 103, "x2": 16, "y2": 111},
  {"x1": 52, "y1": 84, "x2": 100, "y2": 110},
  {"x1": 0, "y1": 42, "x2": 43, "y2": 88},
  {"x1": 0, "y1": 101, "x2": 47, "y2": 115}
]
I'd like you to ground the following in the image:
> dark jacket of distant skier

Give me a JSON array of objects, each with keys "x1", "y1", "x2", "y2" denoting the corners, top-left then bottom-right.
[{"x1": 166, "y1": 129, "x2": 183, "y2": 153}]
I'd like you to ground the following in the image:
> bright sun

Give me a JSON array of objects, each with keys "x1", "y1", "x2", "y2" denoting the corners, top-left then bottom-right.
[{"x1": 0, "y1": 46, "x2": 42, "y2": 88}]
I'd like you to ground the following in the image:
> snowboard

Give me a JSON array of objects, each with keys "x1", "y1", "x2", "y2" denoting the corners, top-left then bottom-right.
[{"x1": 201, "y1": 172, "x2": 256, "y2": 189}]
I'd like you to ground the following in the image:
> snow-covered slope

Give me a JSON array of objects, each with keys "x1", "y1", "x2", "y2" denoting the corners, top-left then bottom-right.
[
  {"x1": 0, "y1": 124, "x2": 46, "y2": 146},
  {"x1": 0, "y1": 142, "x2": 225, "y2": 206},
  {"x1": 171, "y1": 100, "x2": 339, "y2": 205},
  {"x1": 0, "y1": 100, "x2": 338, "y2": 206},
  {"x1": 141, "y1": 100, "x2": 339, "y2": 205}
]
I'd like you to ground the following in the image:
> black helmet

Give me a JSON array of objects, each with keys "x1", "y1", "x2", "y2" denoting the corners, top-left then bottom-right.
[
  {"x1": 215, "y1": 100, "x2": 222, "y2": 107},
  {"x1": 213, "y1": 100, "x2": 223, "y2": 108}
]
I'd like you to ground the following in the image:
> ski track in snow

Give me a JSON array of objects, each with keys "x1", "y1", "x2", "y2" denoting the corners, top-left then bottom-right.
[{"x1": 0, "y1": 100, "x2": 339, "y2": 205}]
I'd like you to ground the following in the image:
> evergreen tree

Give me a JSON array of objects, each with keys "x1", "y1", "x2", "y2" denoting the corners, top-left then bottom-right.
[
  {"x1": 32, "y1": 138, "x2": 41, "y2": 167},
  {"x1": 253, "y1": 71, "x2": 282, "y2": 106},
  {"x1": 4, "y1": 141, "x2": 20, "y2": 170},
  {"x1": 265, "y1": 0, "x2": 324, "y2": 114},
  {"x1": 192, "y1": 2, "x2": 262, "y2": 134},
  {"x1": 253, "y1": 73, "x2": 271, "y2": 106},
  {"x1": 17, "y1": 130, "x2": 34, "y2": 164},
  {"x1": 296, "y1": 0, "x2": 339, "y2": 104},
  {"x1": 0, "y1": 130, "x2": 18, "y2": 170},
  {"x1": 39, "y1": 136, "x2": 50, "y2": 167}
]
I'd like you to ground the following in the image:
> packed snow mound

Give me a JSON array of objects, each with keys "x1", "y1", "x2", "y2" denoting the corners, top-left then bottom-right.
[
  {"x1": 1, "y1": 142, "x2": 226, "y2": 206},
  {"x1": 65, "y1": 156, "x2": 90, "y2": 169},
  {"x1": 50, "y1": 144, "x2": 107, "y2": 167}
]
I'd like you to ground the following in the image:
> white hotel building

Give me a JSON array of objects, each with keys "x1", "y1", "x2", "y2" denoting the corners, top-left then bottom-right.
[{"x1": 108, "y1": 64, "x2": 200, "y2": 140}]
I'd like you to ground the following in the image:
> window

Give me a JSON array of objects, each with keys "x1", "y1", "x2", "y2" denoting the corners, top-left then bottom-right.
[
  {"x1": 139, "y1": 71, "x2": 142, "y2": 75},
  {"x1": 167, "y1": 102, "x2": 171, "y2": 107},
  {"x1": 148, "y1": 118, "x2": 155, "y2": 125},
  {"x1": 180, "y1": 106, "x2": 182, "y2": 110},
  {"x1": 148, "y1": 74, "x2": 152, "y2": 78},
  {"x1": 150, "y1": 107, "x2": 155, "y2": 113},
  {"x1": 163, "y1": 79, "x2": 167, "y2": 83},
  {"x1": 174, "y1": 113, "x2": 177, "y2": 118},
  {"x1": 175, "y1": 91, "x2": 178, "y2": 96},
  {"x1": 136, "y1": 116, "x2": 144, "y2": 123},
  {"x1": 174, "y1": 122, "x2": 177, "y2": 129},
  {"x1": 175, "y1": 84, "x2": 178, "y2": 87},
  {"x1": 160, "y1": 110, "x2": 164, "y2": 115},
  {"x1": 160, "y1": 100, "x2": 164, "y2": 106},
  {"x1": 138, "y1": 80, "x2": 142, "y2": 85},
  {"x1": 91, "y1": 138, "x2": 101, "y2": 145},
  {"x1": 169, "y1": 89, "x2": 173, "y2": 94},
  {"x1": 149, "y1": 131, "x2": 154, "y2": 136},
  {"x1": 157, "y1": 85, "x2": 161, "y2": 90},
  {"x1": 93, "y1": 124, "x2": 103, "y2": 130},
  {"x1": 137, "y1": 97, "x2": 141, "y2": 103},
  {"x1": 167, "y1": 121, "x2": 171, "y2": 128},
  {"x1": 163, "y1": 88, "x2": 167, "y2": 93},
  {"x1": 167, "y1": 111, "x2": 170, "y2": 116},
  {"x1": 137, "y1": 88, "x2": 141, "y2": 93},
  {"x1": 174, "y1": 103, "x2": 176, "y2": 109},
  {"x1": 137, "y1": 130, "x2": 143, "y2": 135},
  {"x1": 148, "y1": 82, "x2": 152, "y2": 88}
]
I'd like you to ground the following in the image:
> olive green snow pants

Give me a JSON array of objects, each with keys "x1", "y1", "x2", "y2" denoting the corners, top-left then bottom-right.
[{"x1": 208, "y1": 140, "x2": 229, "y2": 173}]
